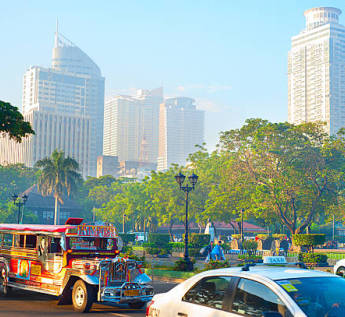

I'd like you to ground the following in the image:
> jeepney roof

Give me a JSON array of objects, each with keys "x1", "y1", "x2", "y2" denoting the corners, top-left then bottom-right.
[{"x1": 0, "y1": 224, "x2": 70, "y2": 233}]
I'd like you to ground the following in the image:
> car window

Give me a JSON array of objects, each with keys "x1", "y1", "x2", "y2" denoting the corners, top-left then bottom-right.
[
  {"x1": 3, "y1": 234, "x2": 13, "y2": 248},
  {"x1": 231, "y1": 278, "x2": 289, "y2": 317},
  {"x1": 182, "y1": 276, "x2": 232, "y2": 310}
]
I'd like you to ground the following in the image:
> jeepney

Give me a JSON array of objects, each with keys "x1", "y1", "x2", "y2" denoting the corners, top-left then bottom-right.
[{"x1": 0, "y1": 218, "x2": 153, "y2": 313}]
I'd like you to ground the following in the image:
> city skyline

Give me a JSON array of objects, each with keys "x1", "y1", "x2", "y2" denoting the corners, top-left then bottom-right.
[{"x1": 3, "y1": 1, "x2": 345, "y2": 150}]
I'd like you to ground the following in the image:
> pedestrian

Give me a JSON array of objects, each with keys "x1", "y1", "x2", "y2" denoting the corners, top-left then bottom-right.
[
  {"x1": 210, "y1": 240, "x2": 226, "y2": 261},
  {"x1": 204, "y1": 241, "x2": 214, "y2": 263}
]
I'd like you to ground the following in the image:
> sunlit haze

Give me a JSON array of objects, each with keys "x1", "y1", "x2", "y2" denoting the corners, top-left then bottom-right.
[{"x1": 1, "y1": 0, "x2": 344, "y2": 150}]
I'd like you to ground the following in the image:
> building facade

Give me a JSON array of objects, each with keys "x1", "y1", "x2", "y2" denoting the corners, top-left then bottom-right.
[
  {"x1": 103, "y1": 88, "x2": 163, "y2": 163},
  {"x1": 0, "y1": 32, "x2": 104, "y2": 176},
  {"x1": 157, "y1": 97, "x2": 204, "y2": 171},
  {"x1": 288, "y1": 7, "x2": 345, "y2": 135},
  {"x1": 97, "y1": 155, "x2": 119, "y2": 178}
]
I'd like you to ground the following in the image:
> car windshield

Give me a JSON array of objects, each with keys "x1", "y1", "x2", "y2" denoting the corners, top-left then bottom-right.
[
  {"x1": 69, "y1": 237, "x2": 115, "y2": 251},
  {"x1": 277, "y1": 277, "x2": 345, "y2": 317}
]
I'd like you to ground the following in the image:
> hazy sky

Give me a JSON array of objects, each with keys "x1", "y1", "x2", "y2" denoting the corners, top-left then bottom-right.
[{"x1": 1, "y1": 0, "x2": 344, "y2": 150}]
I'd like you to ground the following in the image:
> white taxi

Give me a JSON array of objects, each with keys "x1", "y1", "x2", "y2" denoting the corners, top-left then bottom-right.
[{"x1": 147, "y1": 257, "x2": 345, "y2": 317}]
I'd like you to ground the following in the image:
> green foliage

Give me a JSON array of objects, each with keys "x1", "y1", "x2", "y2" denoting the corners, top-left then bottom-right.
[
  {"x1": 204, "y1": 260, "x2": 230, "y2": 270},
  {"x1": 189, "y1": 233, "x2": 210, "y2": 248},
  {"x1": 256, "y1": 234, "x2": 269, "y2": 240},
  {"x1": 118, "y1": 233, "x2": 135, "y2": 245},
  {"x1": 242, "y1": 240, "x2": 258, "y2": 255},
  {"x1": 173, "y1": 258, "x2": 196, "y2": 271},
  {"x1": 146, "y1": 233, "x2": 171, "y2": 255},
  {"x1": 0, "y1": 100, "x2": 34, "y2": 142},
  {"x1": 272, "y1": 234, "x2": 286, "y2": 240},
  {"x1": 298, "y1": 253, "x2": 328, "y2": 264},
  {"x1": 292, "y1": 234, "x2": 326, "y2": 247},
  {"x1": 35, "y1": 150, "x2": 82, "y2": 225},
  {"x1": 148, "y1": 233, "x2": 170, "y2": 246}
]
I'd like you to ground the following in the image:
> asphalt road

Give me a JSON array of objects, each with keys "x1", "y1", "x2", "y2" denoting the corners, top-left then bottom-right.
[{"x1": 0, "y1": 281, "x2": 177, "y2": 317}]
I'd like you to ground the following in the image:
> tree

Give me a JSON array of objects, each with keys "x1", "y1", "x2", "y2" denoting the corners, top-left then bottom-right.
[
  {"x1": 219, "y1": 119, "x2": 345, "y2": 234},
  {"x1": 0, "y1": 100, "x2": 34, "y2": 142},
  {"x1": 35, "y1": 150, "x2": 82, "y2": 225}
]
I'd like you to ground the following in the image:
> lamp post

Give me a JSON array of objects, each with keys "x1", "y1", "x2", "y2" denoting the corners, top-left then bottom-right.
[
  {"x1": 175, "y1": 171, "x2": 198, "y2": 271},
  {"x1": 12, "y1": 194, "x2": 28, "y2": 224}
]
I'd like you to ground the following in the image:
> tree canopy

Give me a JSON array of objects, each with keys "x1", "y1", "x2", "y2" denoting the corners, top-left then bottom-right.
[{"x1": 0, "y1": 100, "x2": 34, "y2": 142}]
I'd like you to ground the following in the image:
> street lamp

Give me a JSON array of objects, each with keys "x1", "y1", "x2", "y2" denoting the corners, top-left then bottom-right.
[
  {"x1": 12, "y1": 194, "x2": 28, "y2": 224},
  {"x1": 175, "y1": 171, "x2": 198, "y2": 271}
]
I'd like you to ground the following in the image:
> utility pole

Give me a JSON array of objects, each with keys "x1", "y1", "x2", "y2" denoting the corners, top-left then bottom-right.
[{"x1": 333, "y1": 214, "x2": 335, "y2": 241}]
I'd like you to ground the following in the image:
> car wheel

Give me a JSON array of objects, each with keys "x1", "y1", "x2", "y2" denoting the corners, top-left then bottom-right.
[
  {"x1": 72, "y1": 280, "x2": 95, "y2": 313},
  {"x1": 336, "y1": 266, "x2": 345, "y2": 277},
  {"x1": 129, "y1": 302, "x2": 145, "y2": 309}
]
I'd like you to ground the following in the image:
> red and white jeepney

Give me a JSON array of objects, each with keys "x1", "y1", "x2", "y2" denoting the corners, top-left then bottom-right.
[{"x1": 0, "y1": 218, "x2": 153, "y2": 312}]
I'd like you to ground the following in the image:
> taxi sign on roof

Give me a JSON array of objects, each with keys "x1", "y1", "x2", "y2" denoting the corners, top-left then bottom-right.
[{"x1": 263, "y1": 256, "x2": 287, "y2": 264}]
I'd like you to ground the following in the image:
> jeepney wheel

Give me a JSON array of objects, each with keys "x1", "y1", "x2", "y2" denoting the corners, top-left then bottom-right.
[
  {"x1": 72, "y1": 280, "x2": 95, "y2": 313},
  {"x1": 129, "y1": 302, "x2": 145, "y2": 309},
  {"x1": 0, "y1": 267, "x2": 10, "y2": 296}
]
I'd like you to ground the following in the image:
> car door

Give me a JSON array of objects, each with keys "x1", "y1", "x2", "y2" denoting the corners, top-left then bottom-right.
[
  {"x1": 229, "y1": 277, "x2": 294, "y2": 317},
  {"x1": 174, "y1": 275, "x2": 240, "y2": 317}
]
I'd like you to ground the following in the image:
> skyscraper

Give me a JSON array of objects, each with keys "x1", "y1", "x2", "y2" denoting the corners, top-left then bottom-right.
[
  {"x1": 103, "y1": 88, "x2": 163, "y2": 163},
  {"x1": 288, "y1": 7, "x2": 345, "y2": 135},
  {"x1": 157, "y1": 97, "x2": 204, "y2": 171},
  {"x1": 0, "y1": 31, "x2": 104, "y2": 176}
]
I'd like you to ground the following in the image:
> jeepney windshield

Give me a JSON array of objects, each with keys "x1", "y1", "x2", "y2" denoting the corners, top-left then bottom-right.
[{"x1": 69, "y1": 237, "x2": 115, "y2": 251}]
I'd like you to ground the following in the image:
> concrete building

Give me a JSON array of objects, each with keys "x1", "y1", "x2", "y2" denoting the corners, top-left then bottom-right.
[
  {"x1": 288, "y1": 7, "x2": 345, "y2": 135},
  {"x1": 97, "y1": 155, "x2": 119, "y2": 178},
  {"x1": 103, "y1": 88, "x2": 163, "y2": 163},
  {"x1": 0, "y1": 31, "x2": 104, "y2": 176},
  {"x1": 157, "y1": 97, "x2": 204, "y2": 171}
]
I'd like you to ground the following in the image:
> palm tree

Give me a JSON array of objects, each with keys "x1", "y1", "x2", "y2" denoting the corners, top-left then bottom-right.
[{"x1": 35, "y1": 150, "x2": 82, "y2": 225}]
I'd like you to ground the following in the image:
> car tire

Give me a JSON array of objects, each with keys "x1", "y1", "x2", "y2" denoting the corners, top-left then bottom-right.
[
  {"x1": 336, "y1": 266, "x2": 345, "y2": 277},
  {"x1": 72, "y1": 279, "x2": 95, "y2": 313},
  {"x1": 129, "y1": 302, "x2": 145, "y2": 309}
]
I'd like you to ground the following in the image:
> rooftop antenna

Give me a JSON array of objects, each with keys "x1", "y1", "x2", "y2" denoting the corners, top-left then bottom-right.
[{"x1": 54, "y1": 18, "x2": 59, "y2": 47}]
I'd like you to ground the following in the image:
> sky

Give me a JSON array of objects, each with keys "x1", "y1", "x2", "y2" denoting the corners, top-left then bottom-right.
[{"x1": 1, "y1": 0, "x2": 345, "y2": 150}]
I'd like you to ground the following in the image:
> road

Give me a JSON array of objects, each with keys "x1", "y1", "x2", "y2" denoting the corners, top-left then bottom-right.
[{"x1": 0, "y1": 281, "x2": 176, "y2": 317}]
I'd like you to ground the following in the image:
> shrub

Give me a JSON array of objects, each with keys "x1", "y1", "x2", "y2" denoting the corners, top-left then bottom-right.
[
  {"x1": 189, "y1": 247, "x2": 203, "y2": 258},
  {"x1": 298, "y1": 253, "x2": 328, "y2": 264},
  {"x1": 243, "y1": 240, "x2": 258, "y2": 255},
  {"x1": 204, "y1": 260, "x2": 230, "y2": 270},
  {"x1": 148, "y1": 233, "x2": 170, "y2": 247},
  {"x1": 256, "y1": 234, "x2": 269, "y2": 240},
  {"x1": 292, "y1": 234, "x2": 326, "y2": 251},
  {"x1": 232, "y1": 234, "x2": 241, "y2": 240},
  {"x1": 146, "y1": 234, "x2": 171, "y2": 256},
  {"x1": 272, "y1": 234, "x2": 286, "y2": 240},
  {"x1": 189, "y1": 234, "x2": 210, "y2": 248},
  {"x1": 118, "y1": 233, "x2": 136, "y2": 245},
  {"x1": 173, "y1": 258, "x2": 196, "y2": 271}
]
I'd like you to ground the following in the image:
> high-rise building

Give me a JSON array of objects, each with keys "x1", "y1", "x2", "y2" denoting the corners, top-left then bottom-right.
[
  {"x1": 103, "y1": 88, "x2": 163, "y2": 163},
  {"x1": 157, "y1": 97, "x2": 204, "y2": 171},
  {"x1": 288, "y1": 7, "x2": 345, "y2": 135},
  {"x1": 97, "y1": 155, "x2": 119, "y2": 178},
  {"x1": 0, "y1": 31, "x2": 105, "y2": 176}
]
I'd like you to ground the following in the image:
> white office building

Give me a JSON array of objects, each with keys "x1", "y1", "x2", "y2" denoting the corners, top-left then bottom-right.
[
  {"x1": 288, "y1": 7, "x2": 345, "y2": 135},
  {"x1": 0, "y1": 31, "x2": 104, "y2": 176},
  {"x1": 157, "y1": 97, "x2": 204, "y2": 171},
  {"x1": 103, "y1": 88, "x2": 163, "y2": 163}
]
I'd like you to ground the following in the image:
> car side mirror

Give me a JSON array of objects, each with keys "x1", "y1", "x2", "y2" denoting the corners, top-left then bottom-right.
[{"x1": 262, "y1": 312, "x2": 283, "y2": 317}]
